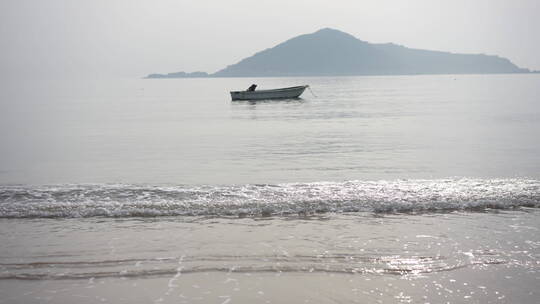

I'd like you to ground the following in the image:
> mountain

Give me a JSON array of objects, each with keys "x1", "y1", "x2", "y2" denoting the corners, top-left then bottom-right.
[{"x1": 148, "y1": 28, "x2": 529, "y2": 78}]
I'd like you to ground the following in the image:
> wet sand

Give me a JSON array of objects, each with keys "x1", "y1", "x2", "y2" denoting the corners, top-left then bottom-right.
[{"x1": 1, "y1": 211, "x2": 539, "y2": 303}]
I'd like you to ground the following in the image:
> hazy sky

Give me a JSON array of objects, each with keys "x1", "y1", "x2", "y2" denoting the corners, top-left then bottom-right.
[{"x1": 1, "y1": 0, "x2": 539, "y2": 79}]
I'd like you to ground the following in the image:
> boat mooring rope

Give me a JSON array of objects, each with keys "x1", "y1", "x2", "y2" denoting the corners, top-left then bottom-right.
[{"x1": 307, "y1": 86, "x2": 318, "y2": 97}]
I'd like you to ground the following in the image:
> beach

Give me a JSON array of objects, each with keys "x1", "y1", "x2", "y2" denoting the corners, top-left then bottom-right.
[
  {"x1": 1, "y1": 211, "x2": 539, "y2": 303},
  {"x1": 1, "y1": 74, "x2": 539, "y2": 303}
]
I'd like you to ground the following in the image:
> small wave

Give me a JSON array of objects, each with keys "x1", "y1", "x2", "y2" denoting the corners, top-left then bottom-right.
[
  {"x1": 0, "y1": 266, "x2": 460, "y2": 280},
  {"x1": 0, "y1": 178, "x2": 539, "y2": 218},
  {"x1": 0, "y1": 253, "x2": 498, "y2": 280}
]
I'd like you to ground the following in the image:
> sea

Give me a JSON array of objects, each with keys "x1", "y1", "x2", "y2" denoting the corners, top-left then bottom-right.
[{"x1": 0, "y1": 74, "x2": 539, "y2": 303}]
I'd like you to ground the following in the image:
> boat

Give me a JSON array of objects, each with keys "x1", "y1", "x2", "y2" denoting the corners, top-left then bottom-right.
[{"x1": 230, "y1": 85, "x2": 309, "y2": 101}]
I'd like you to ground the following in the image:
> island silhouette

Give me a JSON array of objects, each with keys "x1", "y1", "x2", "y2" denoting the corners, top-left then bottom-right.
[{"x1": 147, "y1": 28, "x2": 530, "y2": 78}]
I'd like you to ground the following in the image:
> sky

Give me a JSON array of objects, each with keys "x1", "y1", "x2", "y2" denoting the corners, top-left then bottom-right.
[{"x1": 1, "y1": 0, "x2": 539, "y2": 80}]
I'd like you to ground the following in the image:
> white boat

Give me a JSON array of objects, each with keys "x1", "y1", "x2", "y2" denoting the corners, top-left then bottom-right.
[{"x1": 230, "y1": 85, "x2": 308, "y2": 101}]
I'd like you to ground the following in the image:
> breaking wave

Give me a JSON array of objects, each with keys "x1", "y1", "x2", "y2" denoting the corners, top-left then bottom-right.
[{"x1": 0, "y1": 178, "x2": 539, "y2": 218}]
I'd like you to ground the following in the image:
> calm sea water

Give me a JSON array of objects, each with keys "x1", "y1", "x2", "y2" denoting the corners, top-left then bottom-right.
[
  {"x1": 1, "y1": 74, "x2": 539, "y2": 185},
  {"x1": 1, "y1": 74, "x2": 539, "y2": 303}
]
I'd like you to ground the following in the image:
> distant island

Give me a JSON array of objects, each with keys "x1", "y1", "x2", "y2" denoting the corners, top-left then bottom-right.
[
  {"x1": 147, "y1": 28, "x2": 530, "y2": 78},
  {"x1": 146, "y1": 71, "x2": 209, "y2": 78}
]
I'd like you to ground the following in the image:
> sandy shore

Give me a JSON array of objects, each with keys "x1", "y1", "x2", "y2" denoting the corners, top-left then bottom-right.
[{"x1": 1, "y1": 211, "x2": 539, "y2": 303}]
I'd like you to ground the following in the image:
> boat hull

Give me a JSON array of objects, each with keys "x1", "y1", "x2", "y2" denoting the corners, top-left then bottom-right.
[{"x1": 230, "y1": 85, "x2": 308, "y2": 101}]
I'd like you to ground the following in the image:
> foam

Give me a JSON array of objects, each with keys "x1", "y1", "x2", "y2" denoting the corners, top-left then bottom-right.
[{"x1": 1, "y1": 178, "x2": 539, "y2": 218}]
